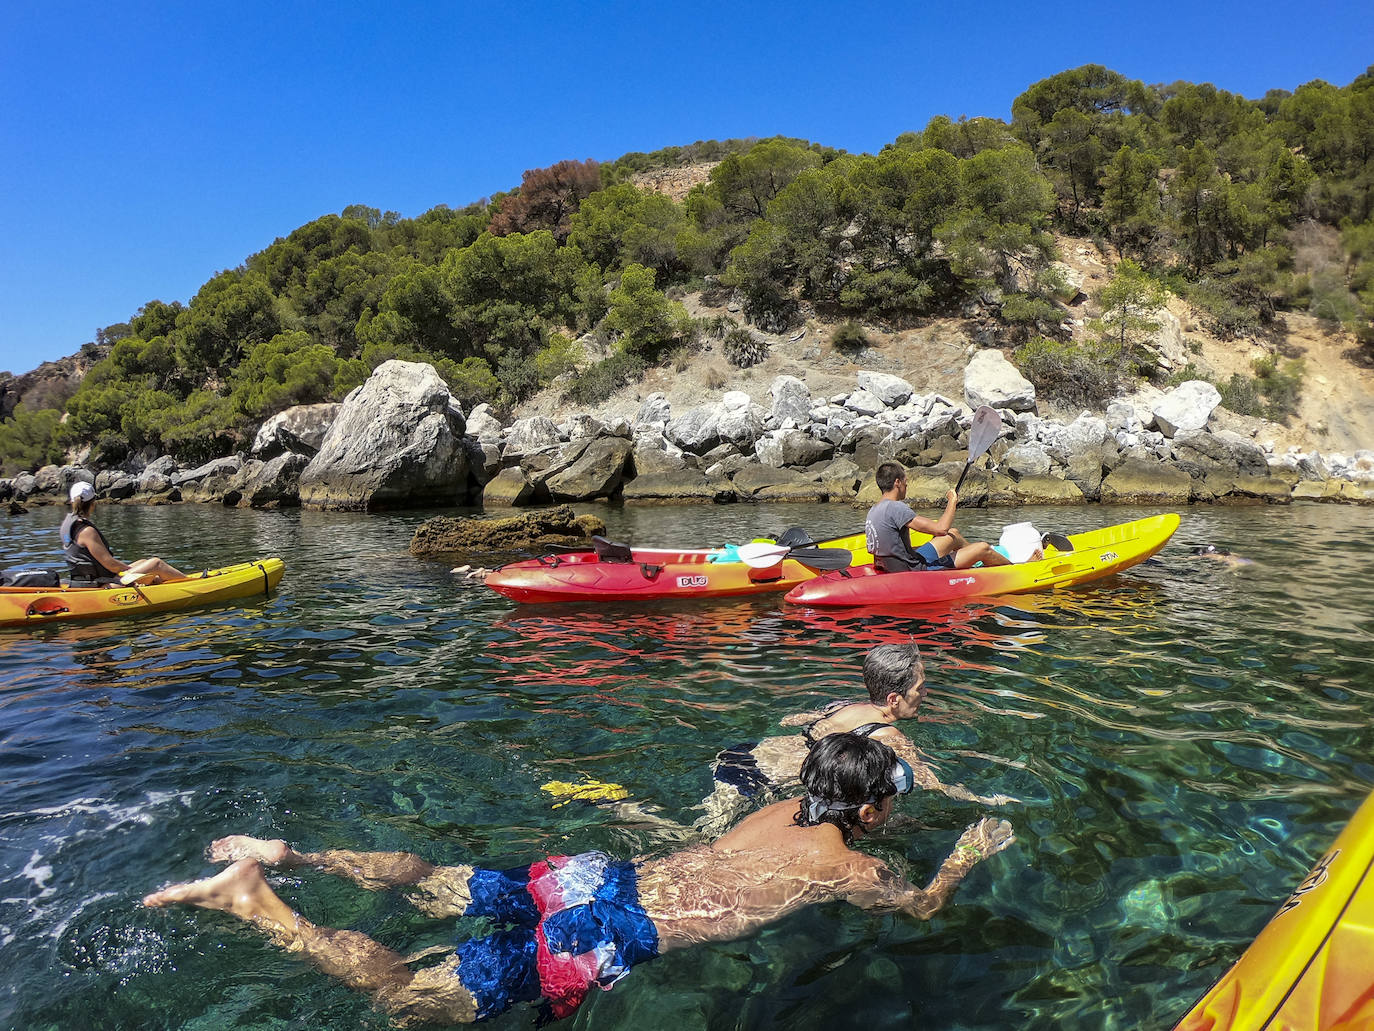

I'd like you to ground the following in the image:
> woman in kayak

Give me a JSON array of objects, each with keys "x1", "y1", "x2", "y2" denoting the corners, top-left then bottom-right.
[{"x1": 60, "y1": 481, "x2": 185, "y2": 585}]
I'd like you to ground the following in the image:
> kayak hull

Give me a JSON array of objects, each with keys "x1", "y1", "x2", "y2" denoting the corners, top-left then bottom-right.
[
  {"x1": 1174, "y1": 788, "x2": 1374, "y2": 1031},
  {"x1": 485, "y1": 534, "x2": 871, "y2": 603},
  {"x1": 783, "y1": 514, "x2": 1179, "y2": 607},
  {"x1": 0, "y1": 558, "x2": 285, "y2": 628}
]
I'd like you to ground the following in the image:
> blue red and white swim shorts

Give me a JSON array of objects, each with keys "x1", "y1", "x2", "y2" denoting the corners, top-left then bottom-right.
[{"x1": 453, "y1": 851, "x2": 660, "y2": 1020}]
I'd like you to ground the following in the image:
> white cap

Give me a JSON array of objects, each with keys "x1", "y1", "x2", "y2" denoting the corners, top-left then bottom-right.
[{"x1": 69, "y1": 481, "x2": 96, "y2": 503}]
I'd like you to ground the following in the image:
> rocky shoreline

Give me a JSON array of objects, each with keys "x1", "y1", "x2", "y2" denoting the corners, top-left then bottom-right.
[{"x1": 4, "y1": 358, "x2": 1374, "y2": 516}]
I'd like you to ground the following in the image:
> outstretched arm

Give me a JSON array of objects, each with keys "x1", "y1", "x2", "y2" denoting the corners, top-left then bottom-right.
[
  {"x1": 874, "y1": 729, "x2": 1019, "y2": 806},
  {"x1": 850, "y1": 817, "x2": 1015, "y2": 919}
]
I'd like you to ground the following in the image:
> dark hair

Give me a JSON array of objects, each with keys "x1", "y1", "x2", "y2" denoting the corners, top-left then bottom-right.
[
  {"x1": 1192, "y1": 545, "x2": 1231, "y2": 556},
  {"x1": 863, "y1": 643, "x2": 922, "y2": 704},
  {"x1": 875, "y1": 462, "x2": 906, "y2": 493},
  {"x1": 794, "y1": 733, "x2": 899, "y2": 844}
]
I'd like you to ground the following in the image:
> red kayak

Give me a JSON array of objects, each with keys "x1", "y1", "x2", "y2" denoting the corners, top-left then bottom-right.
[{"x1": 484, "y1": 533, "x2": 870, "y2": 604}]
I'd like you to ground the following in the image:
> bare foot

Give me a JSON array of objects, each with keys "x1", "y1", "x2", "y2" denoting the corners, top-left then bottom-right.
[
  {"x1": 209, "y1": 835, "x2": 295, "y2": 867},
  {"x1": 957, "y1": 817, "x2": 1016, "y2": 860},
  {"x1": 143, "y1": 858, "x2": 299, "y2": 934}
]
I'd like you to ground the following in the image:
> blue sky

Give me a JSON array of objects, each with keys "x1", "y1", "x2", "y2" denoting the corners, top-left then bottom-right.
[{"x1": 3, "y1": 1, "x2": 1371, "y2": 375}]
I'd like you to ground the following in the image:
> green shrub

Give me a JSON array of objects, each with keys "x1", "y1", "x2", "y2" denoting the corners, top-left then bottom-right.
[
  {"x1": 1218, "y1": 355, "x2": 1304, "y2": 424},
  {"x1": 723, "y1": 327, "x2": 768, "y2": 368},
  {"x1": 831, "y1": 321, "x2": 870, "y2": 352},
  {"x1": 563, "y1": 351, "x2": 647, "y2": 406},
  {"x1": 0, "y1": 405, "x2": 68, "y2": 475},
  {"x1": 1185, "y1": 278, "x2": 1263, "y2": 338},
  {"x1": 1013, "y1": 336, "x2": 1130, "y2": 406},
  {"x1": 1001, "y1": 292, "x2": 1063, "y2": 331}
]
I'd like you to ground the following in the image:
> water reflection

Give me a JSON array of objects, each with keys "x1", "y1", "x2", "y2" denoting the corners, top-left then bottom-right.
[{"x1": 2, "y1": 502, "x2": 1374, "y2": 1030}]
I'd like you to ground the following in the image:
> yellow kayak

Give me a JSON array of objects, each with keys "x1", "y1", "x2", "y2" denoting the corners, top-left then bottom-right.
[
  {"x1": 785, "y1": 514, "x2": 1179, "y2": 607},
  {"x1": 0, "y1": 558, "x2": 285, "y2": 628},
  {"x1": 1174, "y1": 788, "x2": 1374, "y2": 1031}
]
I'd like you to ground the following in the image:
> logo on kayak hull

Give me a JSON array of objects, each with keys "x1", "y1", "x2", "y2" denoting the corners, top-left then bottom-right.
[{"x1": 676, "y1": 575, "x2": 709, "y2": 588}]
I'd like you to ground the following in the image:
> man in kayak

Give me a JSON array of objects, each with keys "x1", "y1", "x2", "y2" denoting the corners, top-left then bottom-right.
[
  {"x1": 866, "y1": 462, "x2": 1011, "y2": 572},
  {"x1": 144, "y1": 733, "x2": 1015, "y2": 1026},
  {"x1": 60, "y1": 481, "x2": 185, "y2": 585},
  {"x1": 700, "y1": 643, "x2": 1014, "y2": 834}
]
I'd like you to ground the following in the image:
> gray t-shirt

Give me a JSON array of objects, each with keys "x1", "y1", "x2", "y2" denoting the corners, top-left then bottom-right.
[{"x1": 865, "y1": 498, "x2": 920, "y2": 572}]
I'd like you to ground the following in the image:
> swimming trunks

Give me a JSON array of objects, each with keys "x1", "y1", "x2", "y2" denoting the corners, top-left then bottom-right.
[
  {"x1": 455, "y1": 852, "x2": 659, "y2": 1021},
  {"x1": 712, "y1": 742, "x2": 771, "y2": 797},
  {"x1": 912, "y1": 541, "x2": 956, "y2": 571}
]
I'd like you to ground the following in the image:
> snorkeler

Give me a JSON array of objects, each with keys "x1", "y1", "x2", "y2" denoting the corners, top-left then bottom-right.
[
  {"x1": 144, "y1": 734, "x2": 1015, "y2": 1026},
  {"x1": 1189, "y1": 544, "x2": 1254, "y2": 569},
  {"x1": 700, "y1": 644, "x2": 1014, "y2": 835}
]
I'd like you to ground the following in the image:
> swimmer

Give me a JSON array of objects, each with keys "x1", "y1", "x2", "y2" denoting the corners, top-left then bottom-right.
[
  {"x1": 449, "y1": 565, "x2": 492, "y2": 581},
  {"x1": 144, "y1": 734, "x2": 1015, "y2": 1026},
  {"x1": 1189, "y1": 544, "x2": 1254, "y2": 569},
  {"x1": 699, "y1": 644, "x2": 1015, "y2": 836}
]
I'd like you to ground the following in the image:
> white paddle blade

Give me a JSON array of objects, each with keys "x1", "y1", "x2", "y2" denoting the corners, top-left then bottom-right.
[{"x1": 735, "y1": 542, "x2": 792, "y2": 568}]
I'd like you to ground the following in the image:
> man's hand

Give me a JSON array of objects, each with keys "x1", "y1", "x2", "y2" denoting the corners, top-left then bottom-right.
[
  {"x1": 945, "y1": 489, "x2": 959, "y2": 505},
  {"x1": 954, "y1": 817, "x2": 1016, "y2": 864}
]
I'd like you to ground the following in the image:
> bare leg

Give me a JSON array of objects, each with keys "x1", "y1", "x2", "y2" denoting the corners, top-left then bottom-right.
[
  {"x1": 953, "y1": 542, "x2": 1011, "y2": 568},
  {"x1": 210, "y1": 835, "x2": 475, "y2": 918},
  {"x1": 127, "y1": 557, "x2": 187, "y2": 582},
  {"x1": 144, "y1": 859, "x2": 477, "y2": 1025}
]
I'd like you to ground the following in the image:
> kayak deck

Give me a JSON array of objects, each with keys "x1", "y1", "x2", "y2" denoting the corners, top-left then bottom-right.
[
  {"x1": 1174, "y1": 788, "x2": 1374, "y2": 1030},
  {"x1": 783, "y1": 514, "x2": 1179, "y2": 608},
  {"x1": 0, "y1": 558, "x2": 286, "y2": 628},
  {"x1": 485, "y1": 533, "x2": 871, "y2": 603}
]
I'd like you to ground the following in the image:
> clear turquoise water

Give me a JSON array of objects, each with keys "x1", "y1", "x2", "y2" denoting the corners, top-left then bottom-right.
[{"x1": 1, "y1": 501, "x2": 1372, "y2": 1030}]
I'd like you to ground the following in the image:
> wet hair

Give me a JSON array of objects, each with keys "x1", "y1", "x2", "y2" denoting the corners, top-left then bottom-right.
[
  {"x1": 794, "y1": 733, "x2": 900, "y2": 844},
  {"x1": 863, "y1": 643, "x2": 922, "y2": 704},
  {"x1": 875, "y1": 462, "x2": 906, "y2": 493},
  {"x1": 1191, "y1": 545, "x2": 1231, "y2": 556}
]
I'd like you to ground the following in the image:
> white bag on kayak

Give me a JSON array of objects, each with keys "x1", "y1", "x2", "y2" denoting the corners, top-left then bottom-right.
[{"x1": 999, "y1": 522, "x2": 1043, "y2": 563}]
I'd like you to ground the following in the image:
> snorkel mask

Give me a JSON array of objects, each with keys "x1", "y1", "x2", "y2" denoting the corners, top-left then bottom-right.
[{"x1": 804, "y1": 757, "x2": 914, "y2": 823}]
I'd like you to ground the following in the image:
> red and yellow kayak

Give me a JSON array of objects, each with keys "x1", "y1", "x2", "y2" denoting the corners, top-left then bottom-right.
[
  {"x1": 1174, "y1": 788, "x2": 1374, "y2": 1031},
  {"x1": 0, "y1": 558, "x2": 285, "y2": 628},
  {"x1": 783, "y1": 513, "x2": 1179, "y2": 608},
  {"x1": 484, "y1": 534, "x2": 871, "y2": 604}
]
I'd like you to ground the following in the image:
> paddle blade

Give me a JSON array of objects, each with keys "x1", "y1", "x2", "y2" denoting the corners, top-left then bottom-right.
[
  {"x1": 788, "y1": 547, "x2": 853, "y2": 571},
  {"x1": 736, "y1": 542, "x2": 792, "y2": 568},
  {"x1": 954, "y1": 405, "x2": 1003, "y2": 491}
]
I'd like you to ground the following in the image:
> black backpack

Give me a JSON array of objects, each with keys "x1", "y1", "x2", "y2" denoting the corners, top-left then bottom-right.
[{"x1": 1, "y1": 567, "x2": 62, "y2": 588}]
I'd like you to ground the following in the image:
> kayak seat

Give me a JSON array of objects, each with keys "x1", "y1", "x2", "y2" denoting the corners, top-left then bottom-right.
[
  {"x1": 774, "y1": 526, "x2": 815, "y2": 548},
  {"x1": 1042, "y1": 532, "x2": 1074, "y2": 553},
  {"x1": 592, "y1": 536, "x2": 634, "y2": 563}
]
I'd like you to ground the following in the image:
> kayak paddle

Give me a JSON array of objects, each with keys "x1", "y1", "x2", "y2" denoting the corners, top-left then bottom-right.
[
  {"x1": 736, "y1": 541, "x2": 853, "y2": 570},
  {"x1": 954, "y1": 405, "x2": 1002, "y2": 493}
]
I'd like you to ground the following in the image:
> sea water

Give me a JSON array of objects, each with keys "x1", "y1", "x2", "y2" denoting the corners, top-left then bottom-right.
[{"x1": 1, "y1": 501, "x2": 1371, "y2": 1030}]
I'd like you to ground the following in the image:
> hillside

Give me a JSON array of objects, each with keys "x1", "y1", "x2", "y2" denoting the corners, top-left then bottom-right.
[{"x1": 4, "y1": 64, "x2": 1374, "y2": 476}]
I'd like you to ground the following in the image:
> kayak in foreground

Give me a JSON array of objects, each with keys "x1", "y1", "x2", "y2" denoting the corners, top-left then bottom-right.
[
  {"x1": 484, "y1": 533, "x2": 871, "y2": 604},
  {"x1": 783, "y1": 513, "x2": 1179, "y2": 608},
  {"x1": 0, "y1": 558, "x2": 285, "y2": 628},
  {"x1": 1174, "y1": 787, "x2": 1374, "y2": 1031}
]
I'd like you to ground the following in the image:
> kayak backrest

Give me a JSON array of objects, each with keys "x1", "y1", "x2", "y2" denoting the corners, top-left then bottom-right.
[{"x1": 591, "y1": 536, "x2": 634, "y2": 563}]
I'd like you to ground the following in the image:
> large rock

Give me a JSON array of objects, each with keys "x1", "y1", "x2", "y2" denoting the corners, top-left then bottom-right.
[
  {"x1": 544, "y1": 437, "x2": 634, "y2": 501},
  {"x1": 666, "y1": 405, "x2": 722, "y2": 454},
  {"x1": 409, "y1": 505, "x2": 606, "y2": 556},
  {"x1": 716, "y1": 395, "x2": 764, "y2": 450},
  {"x1": 1001, "y1": 443, "x2": 1053, "y2": 478},
  {"x1": 622, "y1": 469, "x2": 735, "y2": 504},
  {"x1": 298, "y1": 360, "x2": 470, "y2": 510},
  {"x1": 988, "y1": 473, "x2": 1085, "y2": 505},
  {"x1": 756, "y1": 429, "x2": 834, "y2": 469},
  {"x1": 172, "y1": 456, "x2": 243, "y2": 488},
  {"x1": 769, "y1": 375, "x2": 811, "y2": 424},
  {"x1": 252, "y1": 403, "x2": 341, "y2": 457},
  {"x1": 465, "y1": 404, "x2": 504, "y2": 441},
  {"x1": 964, "y1": 350, "x2": 1037, "y2": 412},
  {"x1": 1152, "y1": 381, "x2": 1221, "y2": 438},
  {"x1": 731, "y1": 465, "x2": 827, "y2": 502},
  {"x1": 227, "y1": 453, "x2": 309, "y2": 508},
  {"x1": 1099, "y1": 456, "x2": 1193, "y2": 504},
  {"x1": 635, "y1": 393, "x2": 672, "y2": 426},
  {"x1": 504, "y1": 417, "x2": 561, "y2": 457},
  {"x1": 857, "y1": 371, "x2": 914, "y2": 407},
  {"x1": 842, "y1": 389, "x2": 887, "y2": 416},
  {"x1": 482, "y1": 467, "x2": 537, "y2": 507}
]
